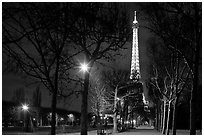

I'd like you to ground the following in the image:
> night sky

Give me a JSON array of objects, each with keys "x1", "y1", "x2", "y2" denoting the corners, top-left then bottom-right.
[{"x1": 2, "y1": 3, "x2": 152, "y2": 112}]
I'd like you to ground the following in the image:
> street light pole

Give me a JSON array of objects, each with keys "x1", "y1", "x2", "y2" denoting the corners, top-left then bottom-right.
[
  {"x1": 79, "y1": 60, "x2": 94, "y2": 135},
  {"x1": 22, "y1": 104, "x2": 29, "y2": 132},
  {"x1": 79, "y1": 62, "x2": 89, "y2": 135}
]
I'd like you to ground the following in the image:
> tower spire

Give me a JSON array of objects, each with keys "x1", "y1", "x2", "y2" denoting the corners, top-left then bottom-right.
[
  {"x1": 130, "y1": 11, "x2": 140, "y2": 81},
  {"x1": 133, "y1": 11, "x2": 137, "y2": 24}
]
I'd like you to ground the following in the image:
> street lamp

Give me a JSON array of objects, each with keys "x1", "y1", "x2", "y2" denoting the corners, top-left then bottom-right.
[
  {"x1": 22, "y1": 104, "x2": 29, "y2": 111},
  {"x1": 21, "y1": 104, "x2": 29, "y2": 132},
  {"x1": 68, "y1": 114, "x2": 74, "y2": 126},
  {"x1": 79, "y1": 61, "x2": 91, "y2": 134},
  {"x1": 80, "y1": 62, "x2": 89, "y2": 72}
]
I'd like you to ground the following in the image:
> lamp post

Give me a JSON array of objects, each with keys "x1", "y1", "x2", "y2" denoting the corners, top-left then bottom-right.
[
  {"x1": 22, "y1": 104, "x2": 29, "y2": 132},
  {"x1": 68, "y1": 114, "x2": 74, "y2": 126},
  {"x1": 79, "y1": 61, "x2": 90, "y2": 135}
]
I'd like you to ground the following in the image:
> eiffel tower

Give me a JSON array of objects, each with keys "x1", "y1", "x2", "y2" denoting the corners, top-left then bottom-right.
[
  {"x1": 130, "y1": 11, "x2": 140, "y2": 81},
  {"x1": 116, "y1": 11, "x2": 146, "y2": 130},
  {"x1": 119, "y1": 11, "x2": 142, "y2": 90}
]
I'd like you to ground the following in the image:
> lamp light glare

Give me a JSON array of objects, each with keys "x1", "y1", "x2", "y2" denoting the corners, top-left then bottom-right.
[
  {"x1": 22, "y1": 104, "x2": 29, "y2": 111},
  {"x1": 80, "y1": 63, "x2": 88, "y2": 72}
]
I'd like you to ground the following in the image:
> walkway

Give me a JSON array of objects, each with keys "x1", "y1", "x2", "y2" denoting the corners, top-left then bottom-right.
[
  {"x1": 64, "y1": 125, "x2": 161, "y2": 135},
  {"x1": 115, "y1": 126, "x2": 161, "y2": 135}
]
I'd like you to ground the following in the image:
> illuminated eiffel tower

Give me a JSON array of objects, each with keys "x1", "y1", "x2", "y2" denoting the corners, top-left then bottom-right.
[{"x1": 130, "y1": 11, "x2": 140, "y2": 81}]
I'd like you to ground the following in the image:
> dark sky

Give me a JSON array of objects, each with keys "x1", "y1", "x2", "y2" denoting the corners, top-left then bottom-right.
[{"x1": 2, "y1": 3, "x2": 152, "y2": 112}]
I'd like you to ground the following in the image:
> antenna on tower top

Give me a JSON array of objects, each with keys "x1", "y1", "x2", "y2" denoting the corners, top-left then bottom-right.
[{"x1": 133, "y1": 11, "x2": 137, "y2": 24}]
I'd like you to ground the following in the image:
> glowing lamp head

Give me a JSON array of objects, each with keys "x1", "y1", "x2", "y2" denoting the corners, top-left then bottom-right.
[
  {"x1": 22, "y1": 104, "x2": 29, "y2": 111},
  {"x1": 80, "y1": 63, "x2": 89, "y2": 72}
]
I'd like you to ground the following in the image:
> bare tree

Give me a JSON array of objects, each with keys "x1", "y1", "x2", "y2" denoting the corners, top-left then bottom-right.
[
  {"x1": 89, "y1": 76, "x2": 111, "y2": 133},
  {"x1": 150, "y1": 66, "x2": 173, "y2": 135},
  {"x1": 150, "y1": 56, "x2": 191, "y2": 135},
  {"x1": 102, "y1": 68, "x2": 130, "y2": 133},
  {"x1": 66, "y1": 3, "x2": 131, "y2": 134},
  {"x1": 146, "y1": 35, "x2": 193, "y2": 134},
  {"x1": 140, "y1": 3, "x2": 201, "y2": 134},
  {"x1": 3, "y1": 3, "x2": 75, "y2": 134},
  {"x1": 146, "y1": 81, "x2": 162, "y2": 131}
]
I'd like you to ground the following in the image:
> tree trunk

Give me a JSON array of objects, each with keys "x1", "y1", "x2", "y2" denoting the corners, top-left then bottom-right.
[
  {"x1": 162, "y1": 101, "x2": 167, "y2": 134},
  {"x1": 160, "y1": 104, "x2": 163, "y2": 132},
  {"x1": 80, "y1": 70, "x2": 90, "y2": 135},
  {"x1": 190, "y1": 87, "x2": 196, "y2": 135},
  {"x1": 135, "y1": 115, "x2": 137, "y2": 127},
  {"x1": 157, "y1": 104, "x2": 159, "y2": 130},
  {"x1": 159, "y1": 104, "x2": 162, "y2": 131},
  {"x1": 172, "y1": 98, "x2": 178, "y2": 135},
  {"x1": 124, "y1": 99, "x2": 128, "y2": 129},
  {"x1": 35, "y1": 112, "x2": 38, "y2": 128},
  {"x1": 51, "y1": 89, "x2": 57, "y2": 135},
  {"x1": 40, "y1": 116, "x2": 42, "y2": 126},
  {"x1": 131, "y1": 111, "x2": 134, "y2": 128},
  {"x1": 165, "y1": 101, "x2": 171, "y2": 135},
  {"x1": 155, "y1": 105, "x2": 158, "y2": 130},
  {"x1": 51, "y1": 56, "x2": 59, "y2": 135},
  {"x1": 96, "y1": 112, "x2": 101, "y2": 134},
  {"x1": 156, "y1": 103, "x2": 160, "y2": 130},
  {"x1": 56, "y1": 115, "x2": 58, "y2": 126},
  {"x1": 190, "y1": 3, "x2": 200, "y2": 135},
  {"x1": 96, "y1": 101, "x2": 101, "y2": 134},
  {"x1": 113, "y1": 112, "x2": 117, "y2": 133},
  {"x1": 172, "y1": 49, "x2": 179, "y2": 135},
  {"x1": 113, "y1": 86, "x2": 118, "y2": 133}
]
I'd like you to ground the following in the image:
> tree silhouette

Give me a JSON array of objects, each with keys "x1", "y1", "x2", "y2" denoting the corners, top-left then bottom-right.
[
  {"x1": 146, "y1": 36, "x2": 192, "y2": 134},
  {"x1": 3, "y1": 3, "x2": 131, "y2": 134},
  {"x1": 141, "y1": 3, "x2": 201, "y2": 134},
  {"x1": 66, "y1": 3, "x2": 131, "y2": 134},
  {"x1": 3, "y1": 3, "x2": 75, "y2": 134}
]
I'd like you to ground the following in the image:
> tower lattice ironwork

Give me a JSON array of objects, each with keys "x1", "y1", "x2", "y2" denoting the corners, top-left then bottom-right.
[{"x1": 130, "y1": 11, "x2": 140, "y2": 81}]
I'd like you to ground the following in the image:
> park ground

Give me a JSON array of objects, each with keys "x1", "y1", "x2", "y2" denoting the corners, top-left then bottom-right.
[
  {"x1": 64, "y1": 125, "x2": 202, "y2": 135},
  {"x1": 2, "y1": 125, "x2": 202, "y2": 135}
]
